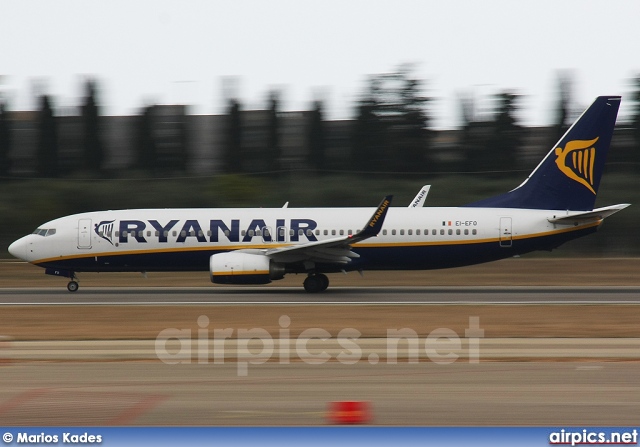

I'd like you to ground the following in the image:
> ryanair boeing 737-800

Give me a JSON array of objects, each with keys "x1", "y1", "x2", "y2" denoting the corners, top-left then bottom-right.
[{"x1": 8, "y1": 96, "x2": 629, "y2": 293}]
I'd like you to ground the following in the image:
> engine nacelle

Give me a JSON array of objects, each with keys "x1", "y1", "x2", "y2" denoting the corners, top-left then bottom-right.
[{"x1": 210, "y1": 252, "x2": 285, "y2": 285}]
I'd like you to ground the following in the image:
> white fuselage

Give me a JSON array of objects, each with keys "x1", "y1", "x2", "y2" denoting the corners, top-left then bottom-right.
[{"x1": 9, "y1": 206, "x2": 601, "y2": 273}]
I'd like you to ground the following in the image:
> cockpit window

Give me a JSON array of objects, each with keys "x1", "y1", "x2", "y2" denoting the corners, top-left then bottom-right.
[{"x1": 32, "y1": 228, "x2": 56, "y2": 237}]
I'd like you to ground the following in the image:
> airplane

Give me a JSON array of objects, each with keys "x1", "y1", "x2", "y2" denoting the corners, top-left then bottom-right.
[{"x1": 8, "y1": 96, "x2": 629, "y2": 293}]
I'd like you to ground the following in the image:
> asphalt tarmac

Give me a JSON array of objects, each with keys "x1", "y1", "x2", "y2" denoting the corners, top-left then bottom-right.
[
  {"x1": 2, "y1": 286, "x2": 640, "y2": 305},
  {"x1": 1, "y1": 362, "x2": 639, "y2": 426}
]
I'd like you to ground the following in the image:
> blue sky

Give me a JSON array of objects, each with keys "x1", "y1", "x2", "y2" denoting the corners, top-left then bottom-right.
[{"x1": 1, "y1": 0, "x2": 639, "y2": 128}]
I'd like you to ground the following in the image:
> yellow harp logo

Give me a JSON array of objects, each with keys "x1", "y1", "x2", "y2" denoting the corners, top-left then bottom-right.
[{"x1": 554, "y1": 137, "x2": 599, "y2": 194}]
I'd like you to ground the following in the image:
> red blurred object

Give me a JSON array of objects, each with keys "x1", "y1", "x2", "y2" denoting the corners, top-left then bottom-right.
[{"x1": 327, "y1": 401, "x2": 372, "y2": 424}]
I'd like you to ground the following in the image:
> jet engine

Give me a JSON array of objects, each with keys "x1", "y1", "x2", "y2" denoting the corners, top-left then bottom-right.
[{"x1": 209, "y1": 252, "x2": 285, "y2": 285}]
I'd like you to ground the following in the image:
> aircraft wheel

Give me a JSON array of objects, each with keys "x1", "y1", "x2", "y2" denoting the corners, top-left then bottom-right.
[
  {"x1": 316, "y1": 273, "x2": 329, "y2": 292},
  {"x1": 67, "y1": 281, "x2": 79, "y2": 292},
  {"x1": 303, "y1": 274, "x2": 328, "y2": 293}
]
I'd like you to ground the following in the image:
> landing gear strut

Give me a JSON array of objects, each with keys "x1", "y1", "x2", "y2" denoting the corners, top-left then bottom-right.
[{"x1": 303, "y1": 273, "x2": 329, "y2": 293}]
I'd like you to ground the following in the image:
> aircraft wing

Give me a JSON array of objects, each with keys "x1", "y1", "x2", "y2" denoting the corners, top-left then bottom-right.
[
  {"x1": 265, "y1": 195, "x2": 392, "y2": 264},
  {"x1": 547, "y1": 204, "x2": 630, "y2": 225}
]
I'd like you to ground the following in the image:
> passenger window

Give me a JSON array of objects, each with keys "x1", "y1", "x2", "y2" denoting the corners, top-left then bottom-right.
[
  {"x1": 198, "y1": 230, "x2": 204, "y2": 237},
  {"x1": 392, "y1": 229, "x2": 396, "y2": 236},
  {"x1": 440, "y1": 229, "x2": 444, "y2": 235},
  {"x1": 348, "y1": 230, "x2": 353, "y2": 236},
  {"x1": 324, "y1": 229, "x2": 328, "y2": 236},
  {"x1": 290, "y1": 229, "x2": 294, "y2": 236},
  {"x1": 155, "y1": 230, "x2": 160, "y2": 237},
  {"x1": 224, "y1": 230, "x2": 230, "y2": 237},
  {"x1": 164, "y1": 230, "x2": 169, "y2": 237},
  {"x1": 400, "y1": 229, "x2": 405, "y2": 236},
  {"x1": 383, "y1": 229, "x2": 387, "y2": 235},
  {"x1": 147, "y1": 231, "x2": 151, "y2": 237},
  {"x1": 315, "y1": 229, "x2": 320, "y2": 236},
  {"x1": 247, "y1": 230, "x2": 254, "y2": 237},
  {"x1": 115, "y1": 231, "x2": 120, "y2": 237},
  {"x1": 331, "y1": 230, "x2": 336, "y2": 236},
  {"x1": 472, "y1": 229, "x2": 477, "y2": 235},
  {"x1": 279, "y1": 228, "x2": 285, "y2": 237},
  {"x1": 241, "y1": 230, "x2": 246, "y2": 236},
  {"x1": 464, "y1": 229, "x2": 469, "y2": 235},
  {"x1": 408, "y1": 229, "x2": 413, "y2": 235},
  {"x1": 339, "y1": 229, "x2": 344, "y2": 236},
  {"x1": 448, "y1": 229, "x2": 453, "y2": 235},
  {"x1": 416, "y1": 229, "x2": 420, "y2": 236},
  {"x1": 456, "y1": 229, "x2": 461, "y2": 235},
  {"x1": 432, "y1": 229, "x2": 436, "y2": 236},
  {"x1": 307, "y1": 229, "x2": 313, "y2": 236},
  {"x1": 298, "y1": 229, "x2": 304, "y2": 236},
  {"x1": 180, "y1": 230, "x2": 186, "y2": 237},
  {"x1": 172, "y1": 231, "x2": 177, "y2": 237}
]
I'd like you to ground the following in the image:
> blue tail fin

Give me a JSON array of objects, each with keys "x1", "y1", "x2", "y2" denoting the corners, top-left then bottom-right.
[{"x1": 465, "y1": 96, "x2": 621, "y2": 211}]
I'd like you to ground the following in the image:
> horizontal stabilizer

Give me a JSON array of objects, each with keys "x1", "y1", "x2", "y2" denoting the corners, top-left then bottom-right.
[{"x1": 548, "y1": 204, "x2": 630, "y2": 225}]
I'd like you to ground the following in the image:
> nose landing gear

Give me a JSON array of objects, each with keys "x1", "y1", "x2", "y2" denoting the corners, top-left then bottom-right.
[
  {"x1": 44, "y1": 268, "x2": 79, "y2": 292},
  {"x1": 67, "y1": 280, "x2": 79, "y2": 292}
]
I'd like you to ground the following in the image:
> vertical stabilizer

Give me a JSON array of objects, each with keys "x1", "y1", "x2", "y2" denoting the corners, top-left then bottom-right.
[{"x1": 465, "y1": 96, "x2": 621, "y2": 211}]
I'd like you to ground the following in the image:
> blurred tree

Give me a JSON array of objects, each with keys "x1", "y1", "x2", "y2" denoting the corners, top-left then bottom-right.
[
  {"x1": 81, "y1": 79, "x2": 104, "y2": 174},
  {"x1": 0, "y1": 99, "x2": 11, "y2": 177},
  {"x1": 351, "y1": 99, "x2": 383, "y2": 172},
  {"x1": 134, "y1": 104, "x2": 157, "y2": 175},
  {"x1": 265, "y1": 91, "x2": 281, "y2": 173},
  {"x1": 488, "y1": 92, "x2": 524, "y2": 174},
  {"x1": 177, "y1": 108, "x2": 189, "y2": 172},
  {"x1": 36, "y1": 95, "x2": 59, "y2": 178},
  {"x1": 458, "y1": 92, "x2": 487, "y2": 172},
  {"x1": 552, "y1": 72, "x2": 573, "y2": 143},
  {"x1": 631, "y1": 75, "x2": 640, "y2": 169},
  {"x1": 307, "y1": 100, "x2": 326, "y2": 173},
  {"x1": 351, "y1": 65, "x2": 432, "y2": 173},
  {"x1": 223, "y1": 98, "x2": 243, "y2": 173}
]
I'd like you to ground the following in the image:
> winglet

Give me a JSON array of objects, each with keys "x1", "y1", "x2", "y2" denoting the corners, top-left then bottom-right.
[
  {"x1": 353, "y1": 195, "x2": 393, "y2": 240},
  {"x1": 409, "y1": 185, "x2": 430, "y2": 208}
]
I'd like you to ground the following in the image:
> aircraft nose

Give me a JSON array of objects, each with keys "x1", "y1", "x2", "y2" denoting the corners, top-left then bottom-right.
[{"x1": 8, "y1": 237, "x2": 27, "y2": 261}]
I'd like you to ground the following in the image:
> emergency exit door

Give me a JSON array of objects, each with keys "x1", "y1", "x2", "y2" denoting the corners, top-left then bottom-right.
[
  {"x1": 499, "y1": 217, "x2": 512, "y2": 248},
  {"x1": 78, "y1": 218, "x2": 92, "y2": 249}
]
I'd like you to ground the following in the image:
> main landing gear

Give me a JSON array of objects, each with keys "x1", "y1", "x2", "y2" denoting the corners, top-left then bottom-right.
[{"x1": 303, "y1": 273, "x2": 329, "y2": 293}]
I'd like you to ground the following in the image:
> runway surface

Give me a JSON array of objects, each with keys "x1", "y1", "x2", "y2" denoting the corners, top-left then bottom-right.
[
  {"x1": 2, "y1": 282, "x2": 639, "y2": 426},
  {"x1": 1, "y1": 362, "x2": 639, "y2": 426},
  {"x1": 2, "y1": 286, "x2": 640, "y2": 305}
]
